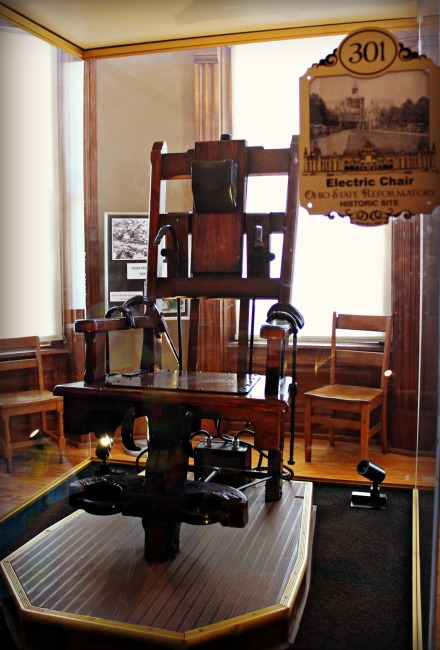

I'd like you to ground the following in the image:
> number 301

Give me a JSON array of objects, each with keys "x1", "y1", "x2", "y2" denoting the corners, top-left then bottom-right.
[{"x1": 349, "y1": 41, "x2": 386, "y2": 64}]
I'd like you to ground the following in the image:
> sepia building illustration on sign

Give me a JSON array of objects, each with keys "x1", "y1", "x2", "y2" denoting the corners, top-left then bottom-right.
[{"x1": 299, "y1": 28, "x2": 439, "y2": 225}]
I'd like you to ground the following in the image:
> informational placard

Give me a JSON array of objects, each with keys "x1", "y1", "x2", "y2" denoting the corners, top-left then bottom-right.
[
  {"x1": 299, "y1": 28, "x2": 439, "y2": 225},
  {"x1": 104, "y1": 213, "x2": 148, "y2": 311}
]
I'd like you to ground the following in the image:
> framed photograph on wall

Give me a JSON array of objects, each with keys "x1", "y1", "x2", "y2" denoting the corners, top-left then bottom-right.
[
  {"x1": 160, "y1": 297, "x2": 189, "y2": 318},
  {"x1": 104, "y1": 213, "x2": 148, "y2": 311}
]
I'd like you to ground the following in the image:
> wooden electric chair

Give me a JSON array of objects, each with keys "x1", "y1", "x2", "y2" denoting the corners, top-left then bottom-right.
[{"x1": 56, "y1": 136, "x2": 303, "y2": 561}]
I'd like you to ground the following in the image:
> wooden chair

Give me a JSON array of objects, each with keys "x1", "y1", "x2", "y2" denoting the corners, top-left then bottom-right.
[
  {"x1": 0, "y1": 336, "x2": 66, "y2": 472},
  {"x1": 304, "y1": 313, "x2": 392, "y2": 462}
]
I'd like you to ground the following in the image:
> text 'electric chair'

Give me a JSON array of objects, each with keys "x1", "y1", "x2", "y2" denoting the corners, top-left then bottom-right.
[{"x1": 59, "y1": 135, "x2": 304, "y2": 562}]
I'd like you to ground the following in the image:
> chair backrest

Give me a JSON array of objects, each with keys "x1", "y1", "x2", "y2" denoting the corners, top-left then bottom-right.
[
  {"x1": 147, "y1": 135, "x2": 299, "y2": 374},
  {"x1": 0, "y1": 336, "x2": 45, "y2": 391},
  {"x1": 330, "y1": 313, "x2": 392, "y2": 390}
]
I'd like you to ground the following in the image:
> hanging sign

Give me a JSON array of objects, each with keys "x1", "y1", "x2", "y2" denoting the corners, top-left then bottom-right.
[{"x1": 299, "y1": 28, "x2": 439, "y2": 225}]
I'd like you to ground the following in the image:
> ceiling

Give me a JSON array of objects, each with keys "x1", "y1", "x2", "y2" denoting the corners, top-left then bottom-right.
[{"x1": 0, "y1": 0, "x2": 435, "y2": 58}]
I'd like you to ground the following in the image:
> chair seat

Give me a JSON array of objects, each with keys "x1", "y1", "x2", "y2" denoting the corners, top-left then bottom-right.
[
  {"x1": 305, "y1": 384, "x2": 383, "y2": 404},
  {"x1": 105, "y1": 370, "x2": 262, "y2": 395},
  {"x1": 0, "y1": 390, "x2": 62, "y2": 411}
]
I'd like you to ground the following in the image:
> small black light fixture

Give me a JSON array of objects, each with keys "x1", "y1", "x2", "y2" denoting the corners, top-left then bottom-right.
[
  {"x1": 95, "y1": 434, "x2": 114, "y2": 475},
  {"x1": 351, "y1": 459, "x2": 387, "y2": 509}
]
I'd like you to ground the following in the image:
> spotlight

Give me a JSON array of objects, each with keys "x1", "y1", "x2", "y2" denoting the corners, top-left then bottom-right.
[
  {"x1": 95, "y1": 434, "x2": 114, "y2": 475},
  {"x1": 351, "y1": 460, "x2": 387, "y2": 509}
]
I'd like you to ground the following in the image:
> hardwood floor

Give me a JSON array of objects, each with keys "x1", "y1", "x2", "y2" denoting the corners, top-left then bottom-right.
[{"x1": 0, "y1": 433, "x2": 436, "y2": 520}]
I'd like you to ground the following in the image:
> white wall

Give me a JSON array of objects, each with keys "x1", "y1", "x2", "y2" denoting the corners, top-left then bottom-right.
[{"x1": 96, "y1": 50, "x2": 196, "y2": 311}]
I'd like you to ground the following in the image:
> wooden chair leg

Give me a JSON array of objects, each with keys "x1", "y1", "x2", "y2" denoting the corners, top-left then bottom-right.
[
  {"x1": 56, "y1": 403, "x2": 66, "y2": 462},
  {"x1": 304, "y1": 396, "x2": 312, "y2": 462},
  {"x1": 360, "y1": 405, "x2": 370, "y2": 460},
  {"x1": 381, "y1": 401, "x2": 388, "y2": 453},
  {"x1": 265, "y1": 449, "x2": 283, "y2": 502},
  {"x1": 1, "y1": 414, "x2": 12, "y2": 473}
]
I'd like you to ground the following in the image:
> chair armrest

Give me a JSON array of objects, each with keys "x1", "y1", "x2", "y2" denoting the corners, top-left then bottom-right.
[
  {"x1": 259, "y1": 322, "x2": 294, "y2": 397},
  {"x1": 259, "y1": 303, "x2": 304, "y2": 397},
  {"x1": 75, "y1": 316, "x2": 156, "y2": 384},
  {"x1": 75, "y1": 316, "x2": 153, "y2": 333},
  {"x1": 260, "y1": 319, "x2": 296, "y2": 340}
]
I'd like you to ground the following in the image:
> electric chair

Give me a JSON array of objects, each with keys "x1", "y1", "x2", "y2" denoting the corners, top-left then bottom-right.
[{"x1": 56, "y1": 135, "x2": 304, "y2": 562}]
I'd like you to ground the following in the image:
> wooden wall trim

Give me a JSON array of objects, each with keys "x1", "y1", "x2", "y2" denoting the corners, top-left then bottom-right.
[
  {"x1": 81, "y1": 19, "x2": 421, "y2": 60},
  {"x1": 0, "y1": 4, "x2": 421, "y2": 60},
  {"x1": 57, "y1": 51, "x2": 85, "y2": 382},
  {"x1": 84, "y1": 59, "x2": 100, "y2": 319},
  {"x1": 194, "y1": 46, "x2": 232, "y2": 142}
]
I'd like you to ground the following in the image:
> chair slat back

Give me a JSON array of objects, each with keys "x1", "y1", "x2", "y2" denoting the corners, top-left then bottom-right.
[
  {"x1": 330, "y1": 313, "x2": 392, "y2": 389},
  {"x1": 147, "y1": 136, "x2": 300, "y2": 374},
  {"x1": 0, "y1": 336, "x2": 44, "y2": 390},
  {"x1": 336, "y1": 349, "x2": 385, "y2": 368}
]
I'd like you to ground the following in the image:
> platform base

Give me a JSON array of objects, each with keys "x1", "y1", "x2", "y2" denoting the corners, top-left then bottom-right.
[
  {"x1": 351, "y1": 489, "x2": 387, "y2": 510},
  {"x1": 1, "y1": 481, "x2": 315, "y2": 650}
]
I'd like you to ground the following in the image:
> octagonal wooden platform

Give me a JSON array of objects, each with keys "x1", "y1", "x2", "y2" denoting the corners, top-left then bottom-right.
[{"x1": 1, "y1": 480, "x2": 314, "y2": 650}]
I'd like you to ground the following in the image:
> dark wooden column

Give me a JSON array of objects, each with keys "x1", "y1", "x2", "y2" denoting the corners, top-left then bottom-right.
[
  {"x1": 194, "y1": 47, "x2": 236, "y2": 372},
  {"x1": 390, "y1": 212, "x2": 439, "y2": 453},
  {"x1": 419, "y1": 210, "x2": 440, "y2": 452},
  {"x1": 390, "y1": 216, "x2": 420, "y2": 451},
  {"x1": 389, "y1": 28, "x2": 439, "y2": 454}
]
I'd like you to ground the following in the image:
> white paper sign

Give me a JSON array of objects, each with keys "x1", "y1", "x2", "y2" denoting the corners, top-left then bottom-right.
[
  {"x1": 127, "y1": 263, "x2": 147, "y2": 280},
  {"x1": 109, "y1": 291, "x2": 143, "y2": 303}
]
